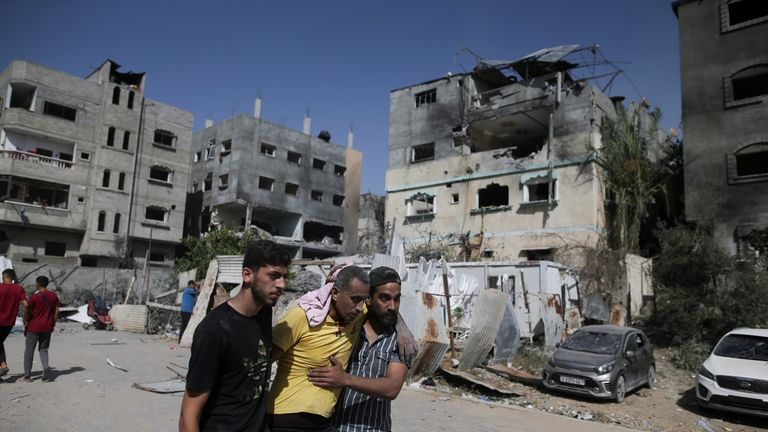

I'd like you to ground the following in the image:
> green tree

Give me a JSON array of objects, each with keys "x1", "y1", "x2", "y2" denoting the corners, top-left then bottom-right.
[{"x1": 175, "y1": 227, "x2": 263, "y2": 280}]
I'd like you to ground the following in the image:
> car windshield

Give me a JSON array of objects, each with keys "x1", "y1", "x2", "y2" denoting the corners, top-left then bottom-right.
[
  {"x1": 562, "y1": 331, "x2": 623, "y2": 355},
  {"x1": 714, "y1": 334, "x2": 768, "y2": 361}
]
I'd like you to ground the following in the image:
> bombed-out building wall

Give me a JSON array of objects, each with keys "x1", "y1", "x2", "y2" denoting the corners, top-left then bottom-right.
[
  {"x1": 385, "y1": 46, "x2": 619, "y2": 262},
  {"x1": 674, "y1": 0, "x2": 768, "y2": 254},
  {"x1": 0, "y1": 60, "x2": 193, "y2": 268},
  {"x1": 186, "y1": 104, "x2": 361, "y2": 258}
]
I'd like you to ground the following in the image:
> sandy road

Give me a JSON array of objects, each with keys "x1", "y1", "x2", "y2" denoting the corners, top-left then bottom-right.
[{"x1": 1, "y1": 323, "x2": 629, "y2": 432}]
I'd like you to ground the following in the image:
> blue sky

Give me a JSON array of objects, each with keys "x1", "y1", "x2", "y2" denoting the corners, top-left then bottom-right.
[{"x1": 3, "y1": 1, "x2": 681, "y2": 194}]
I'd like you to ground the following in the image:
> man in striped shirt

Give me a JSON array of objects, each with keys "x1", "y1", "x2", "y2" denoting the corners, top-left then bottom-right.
[{"x1": 308, "y1": 266, "x2": 408, "y2": 432}]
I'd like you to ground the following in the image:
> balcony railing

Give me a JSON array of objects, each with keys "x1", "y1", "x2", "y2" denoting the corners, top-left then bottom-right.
[{"x1": 0, "y1": 150, "x2": 74, "y2": 169}]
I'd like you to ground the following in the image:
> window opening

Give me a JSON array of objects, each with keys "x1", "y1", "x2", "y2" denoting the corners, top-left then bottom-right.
[
  {"x1": 728, "y1": 0, "x2": 768, "y2": 26},
  {"x1": 127, "y1": 91, "x2": 135, "y2": 109},
  {"x1": 5, "y1": 175, "x2": 70, "y2": 208},
  {"x1": 194, "y1": 151, "x2": 201, "y2": 162},
  {"x1": 258, "y1": 176, "x2": 274, "y2": 191},
  {"x1": 285, "y1": 183, "x2": 299, "y2": 196},
  {"x1": 113, "y1": 213, "x2": 121, "y2": 234},
  {"x1": 219, "y1": 174, "x2": 229, "y2": 189},
  {"x1": 311, "y1": 190, "x2": 324, "y2": 201},
  {"x1": 43, "y1": 101, "x2": 76, "y2": 121},
  {"x1": 261, "y1": 143, "x2": 276, "y2": 157},
  {"x1": 122, "y1": 131, "x2": 130, "y2": 150},
  {"x1": 107, "y1": 127, "x2": 116, "y2": 147},
  {"x1": 411, "y1": 143, "x2": 435, "y2": 163},
  {"x1": 203, "y1": 174, "x2": 212, "y2": 191},
  {"x1": 36, "y1": 148, "x2": 53, "y2": 158},
  {"x1": 313, "y1": 158, "x2": 326, "y2": 170},
  {"x1": 149, "y1": 251, "x2": 165, "y2": 262},
  {"x1": 332, "y1": 195, "x2": 344, "y2": 206},
  {"x1": 415, "y1": 89, "x2": 437, "y2": 107},
  {"x1": 153, "y1": 129, "x2": 176, "y2": 147},
  {"x1": 149, "y1": 166, "x2": 172, "y2": 183},
  {"x1": 736, "y1": 147, "x2": 768, "y2": 176},
  {"x1": 44, "y1": 241, "x2": 66, "y2": 257},
  {"x1": 478, "y1": 183, "x2": 509, "y2": 207},
  {"x1": 145, "y1": 206, "x2": 167, "y2": 222},
  {"x1": 118, "y1": 172, "x2": 126, "y2": 190},
  {"x1": 9, "y1": 83, "x2": 37, "y2": 110},
  {"x1": 80, "y1": 152, "x2": 91, "y2": 161},
  {"x1": 97, "y1": 211, "x2": 106, "y2": 232},
  {"x1": 408, "y1": 193, "x2": 435, "y2": 215},
  {"x1": 287, "y1": 151, "x2": 302, "y2": 165},
  {"x1": 112, "y1": 87, "x2": 121, "y2": 105},
  {"x1": 102, "y1": 169, "x2": 111, "y2": 188},
  {"x1": 451, "y1": 193, "x2": 460, "y2": 204},
  {"x1": 732, "y1": 65, "x2": 768, "y2": 101},
  {"x1": 334, "y1": 165, "x2": 346, "y2": 176},
  {"x1": 220, "y1": 139, "x2": 232, "y2": 157}
]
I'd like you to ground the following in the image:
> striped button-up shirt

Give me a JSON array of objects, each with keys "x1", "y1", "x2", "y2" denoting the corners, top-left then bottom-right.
[{"x1": 335, "y1": 325, "x2": 402, "y2": 432}]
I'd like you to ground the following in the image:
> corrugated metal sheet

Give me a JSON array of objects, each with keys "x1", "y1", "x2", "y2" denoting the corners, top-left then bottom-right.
[
  {"x1": 109, "y1": 305, "x2": 147, "y2": 333},
  {"x1": 541, "y1": 294, "x2": 564, "y2": 347},
  {"x1": 458, "y1": 289, "x2": 508, "y2": 370},
  {"x1": 216, "y1": 255, "x2": 242, "y2": 284},
  {"x1": 401, "y1": 271, "x2": 450, "y2": 379}
]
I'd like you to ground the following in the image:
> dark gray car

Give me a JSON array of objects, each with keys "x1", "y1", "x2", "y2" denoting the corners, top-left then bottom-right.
[{"x1": 542, "y1": 325, "x2": 656, "y2": 402}]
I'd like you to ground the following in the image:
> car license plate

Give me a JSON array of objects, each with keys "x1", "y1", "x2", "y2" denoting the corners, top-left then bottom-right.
[{"x1": 559, "y1": 375, "x2": 585, "y2": 386}]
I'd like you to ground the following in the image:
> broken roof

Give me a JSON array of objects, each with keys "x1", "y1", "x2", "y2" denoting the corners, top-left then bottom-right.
[{"x1": 477, "y1": 44, "x2": 580, "y2": 81}]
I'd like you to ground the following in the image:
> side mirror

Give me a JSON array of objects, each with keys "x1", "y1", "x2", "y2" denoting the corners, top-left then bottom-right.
[{"x1": 625, "y1": 350, "x2": 636, "y2": 359}]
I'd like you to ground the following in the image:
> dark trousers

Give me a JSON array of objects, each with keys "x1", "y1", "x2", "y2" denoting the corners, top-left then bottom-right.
[
  {"x1": 270, "y1": 413, "x2": 335, "y2": 432},
  {"x1": 0, "y1": 326, "x2": 12, "y2": 364},
  {"x1": 24, "y1": 331, "x2": 51, "y2": 377},
  {"x1": 179, "y1": 312, "x2": 192, "y2": 342}
]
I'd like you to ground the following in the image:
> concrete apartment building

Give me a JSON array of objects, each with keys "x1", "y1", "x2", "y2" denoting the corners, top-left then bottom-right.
[
  {"x1": 185, "y1": 103, "x2": 361, "y2": 259},
  {"x1": 0, "y1": 60, "x2": 193, "y2": 267},
  {"x1": 674, "y1": 0, "x2": 768, "y2": 254},
  {"x1": 385, "y1": 46, "x2": 624, "y2": 262}
]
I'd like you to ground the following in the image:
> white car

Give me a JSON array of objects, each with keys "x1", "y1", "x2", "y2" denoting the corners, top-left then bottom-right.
[{"x1": 696, "y1": 328, "x2": 768, "y2": 418}]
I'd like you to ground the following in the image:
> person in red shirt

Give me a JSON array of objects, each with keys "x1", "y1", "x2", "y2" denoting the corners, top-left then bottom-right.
[
  {"x1": 0, "y1": 268, "x2": 27, "y2": 378},
  {"x1": 22, "y1": 275, "x2": 60, "y2": 382}
]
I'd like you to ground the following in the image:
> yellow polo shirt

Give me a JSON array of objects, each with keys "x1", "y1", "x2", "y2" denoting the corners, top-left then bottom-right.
[{"x1": 268, "y1": 305, "x2": 365, "y2": 418}]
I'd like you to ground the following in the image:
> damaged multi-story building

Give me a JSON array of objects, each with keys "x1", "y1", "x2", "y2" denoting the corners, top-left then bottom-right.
[
  {"x1": 385, "y1": 46, "x2": 627, "y2": 262},
  {"x1": 185, "y1": 102, "x2": 361, "y2": 258},
  {"x1": 674, "y1": 0, "x2": 768, "y2": 254},
  {"x1": 0, "y1": 60, "x2": 193, "y2": 267}
]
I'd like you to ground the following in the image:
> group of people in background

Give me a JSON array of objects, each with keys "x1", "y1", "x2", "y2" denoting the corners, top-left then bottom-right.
[
  {"x1": 179, "y1": 239, "x2": 412, "y2": 432},
  {"x1": 0, "y1": 268, "x2": 61, "y2": 382}
]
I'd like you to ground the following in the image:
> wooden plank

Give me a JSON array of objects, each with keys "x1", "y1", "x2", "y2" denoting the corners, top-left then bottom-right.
[
  {"x1": 179, "y1": 259, "x2": 218, "y2": 348},
  {"x1": 147, "y1": 301, "x2": 181, "y2": 312}
]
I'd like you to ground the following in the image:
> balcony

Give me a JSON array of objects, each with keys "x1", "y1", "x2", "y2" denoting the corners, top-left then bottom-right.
[
  {"x1": 0, "y1": 149, "x2": 73, "y2": 169},
  {"x1": 0, "y1": 150, "x2": 87, "y2": 185},
  {"x1": 0, "y1": 201, "x2": 86, "y2": 232}
]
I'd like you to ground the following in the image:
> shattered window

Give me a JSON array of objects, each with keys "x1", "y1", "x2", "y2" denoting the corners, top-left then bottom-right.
[
  {"x1": 145, "y1": 206, "x2": 167, "y2": 222},
  {"x1": 478, "y1": 183, "x2": 509, "y2": 208},
  {"x1": 562, "y1": 331, "x2": 623, "y2": 355},
  {"x1": 407, "y1": 193, "x2": 435, "y2": 215},
  {"x1": 410, "y1": 142, "x2": 435, "y2": 163},
  {"x1": 149, "y1": 166, "x2": 172, "y2": 183},
  {"x1": 524, "y1": 179, "x2": 556, "y2": 202},
  {"x1": 728, "y1": 0, "x2": 768, "y2": 26},
  {"x1": 153, "y1": 129, "x2": 176, "y2": 147},
  {"x1": 731, "y1": 65, "x2": 768, "y2": 101},
  {"x1": 9, "y1": 83, "x2": 37, "y2": 110},
  {"x1": 220, "y1": 139, "x2": 232, "y2": 156},
  {"x1": 415, "y1": 89, "x2": 437, "y2": 107},
  {"x1": 334, "y1": 165, "x2": 346, "y2": 176}
]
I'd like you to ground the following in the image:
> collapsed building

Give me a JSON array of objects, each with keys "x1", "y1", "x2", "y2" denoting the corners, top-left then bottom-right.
[
  {"x1": 184, "y1": 102, "x2": 362, "y2": 258},
  {"x1": 385, "y1": 45, "x2": 630, "y2": 263},
  {"x1": 0, "y1": 60, "x2": 193, "y2": 268}
]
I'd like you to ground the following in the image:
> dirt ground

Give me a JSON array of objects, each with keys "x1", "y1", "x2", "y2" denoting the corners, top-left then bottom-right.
[
  {"x1": 428, "y1": 347, "x2": 767, "y2": 432},
  {"x1": 1, "y1": 322, "x2": 765, "y2": 432}
]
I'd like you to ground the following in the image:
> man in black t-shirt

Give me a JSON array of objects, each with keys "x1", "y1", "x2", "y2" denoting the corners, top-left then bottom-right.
[{"x1": 179, "y1": 240, "x2": 291, "y2": 432}]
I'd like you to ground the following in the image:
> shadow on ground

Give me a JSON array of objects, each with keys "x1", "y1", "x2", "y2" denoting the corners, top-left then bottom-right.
[{"x1": 676, "y1": 386, "x2": 768, "y2": 430}]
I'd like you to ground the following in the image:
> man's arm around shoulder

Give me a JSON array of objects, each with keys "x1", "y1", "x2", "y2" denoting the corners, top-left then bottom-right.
[{"x1": 307, "y1": 355, "x2": 408, "y2": 400}]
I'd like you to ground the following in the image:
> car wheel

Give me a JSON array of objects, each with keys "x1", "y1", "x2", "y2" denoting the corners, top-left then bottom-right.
[
  {"x1": 613, "y1": 375, "x2": 626, "y2": 403},
  {"x1": 646, "y1": 365, "x2": 656, "y2": 389}
]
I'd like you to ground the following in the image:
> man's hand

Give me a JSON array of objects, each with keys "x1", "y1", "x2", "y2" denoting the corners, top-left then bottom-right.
[
  {"x1": 396, "y1": 313, "x2": 418, "y2": 367},
  {"x1": 307, "y1": 355, "x2": 347, "y2": 388}
]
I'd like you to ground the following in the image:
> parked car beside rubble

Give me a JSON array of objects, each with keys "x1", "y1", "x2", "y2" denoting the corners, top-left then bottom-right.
[
  {"x1": 542, "y1": 325, "x2": 656, "y2": 402},
  {"x1": 696, "y1": 328, "x2": 768, "y2": 418}
]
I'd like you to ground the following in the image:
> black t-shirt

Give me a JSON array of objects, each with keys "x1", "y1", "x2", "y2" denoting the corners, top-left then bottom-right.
[{"x1": 186, "y1": 302, "x2": 272, "y2": 432}]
